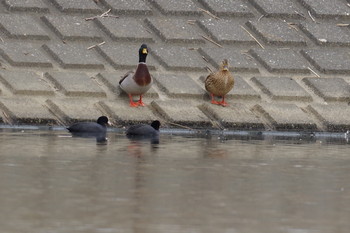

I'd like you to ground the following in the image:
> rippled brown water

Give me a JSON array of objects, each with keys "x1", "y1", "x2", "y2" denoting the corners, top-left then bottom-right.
[{"x1": 0, "y1": 129, "x2": 349, "y2": 233}]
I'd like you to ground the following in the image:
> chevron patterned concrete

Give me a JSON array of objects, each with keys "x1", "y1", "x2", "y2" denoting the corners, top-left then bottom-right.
[{"x1": 0, "y1": 0, "x2": 349, "y2": 132}]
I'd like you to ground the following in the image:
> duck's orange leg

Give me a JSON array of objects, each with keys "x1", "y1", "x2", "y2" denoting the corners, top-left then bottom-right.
[
  {"x1": 138, "y1": 95, "x2": 146, "y2": 106},
  {"x1": 128, "y1": 94, "x2": 139, "y2": 107},
  {"x1": 219, "y1": 95, "x2": 228, "y2": 107},
  {"x1": 210, "y1": 93, "x2": 220, "y2": 105}
]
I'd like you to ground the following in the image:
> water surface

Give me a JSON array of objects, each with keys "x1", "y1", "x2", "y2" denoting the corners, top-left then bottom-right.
[{"x1": 0, "y1": 129, "x2": 349, "y2": 233}]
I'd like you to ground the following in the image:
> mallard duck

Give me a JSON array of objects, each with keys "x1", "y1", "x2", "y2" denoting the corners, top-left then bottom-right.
[
  {"x1": 205, "y1": 59, "x2": 234, "y2": 106},
  {"x1": 119, "y1": 44, "x2": 152, "y2": 107},
  {"x1": 126, "y1": 120, "x2": 160, "y2": 137},
  {"x1": 67, "y1": 116, "x2": 110, "y2": 134}
]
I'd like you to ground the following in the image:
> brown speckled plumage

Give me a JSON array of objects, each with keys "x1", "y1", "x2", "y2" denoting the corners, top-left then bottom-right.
[{"x1": 205, "y1": 59, "x2": 234, "y2": 106}]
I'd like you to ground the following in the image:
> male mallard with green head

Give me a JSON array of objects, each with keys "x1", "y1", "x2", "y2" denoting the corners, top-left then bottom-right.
[
  {"x1": 119, "y1": 44, "x2": 152, "y2": 107},
  {"x1": 205, "y1": 59, "x2": 234, "y2": 107}
]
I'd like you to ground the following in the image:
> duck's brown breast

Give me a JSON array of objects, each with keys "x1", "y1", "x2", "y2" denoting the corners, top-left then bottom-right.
[{"x1": 133, "y1": 63, "x2": 151, "y2": 86}]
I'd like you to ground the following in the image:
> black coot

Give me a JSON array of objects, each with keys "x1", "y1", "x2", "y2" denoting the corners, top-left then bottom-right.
[
  {"x1": 67, "y1": 116, "x2": 109, "y2": 136},
  {"x1": 126, "y1": 120, "x2": 160, "y2": 137}
]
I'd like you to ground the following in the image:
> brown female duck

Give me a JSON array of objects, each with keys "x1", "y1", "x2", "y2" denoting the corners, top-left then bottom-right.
[
  {"x1": 119, "y1": 44, "x2": 152, "y2": 107},
  {"x1": 205, "y1": 59, "x2": 234, "y2": 106}
]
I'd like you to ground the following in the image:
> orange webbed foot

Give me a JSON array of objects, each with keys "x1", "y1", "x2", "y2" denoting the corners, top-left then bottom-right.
[
  {"x1": 129, "y1": 101, "x2": 139, "y2": 107},
  {"x1": 210, "y1": 100, "x2": 221, "y2": 105},
  {"x1": 210, "y1": 93, "x2": 221, "y2": 105},
  {"x1": 220, "y1": 101, "x2": 228, "y2": 107},
  {"x1": 138, "y1": 101, "x2": 146, "y2": 107},
  {"x1": 128, "y1": 94, "x2": 139, "y2": 107},
  {"x1": 137, "y1": 95, "x2": 146, "y2": 107},
  {"x1": 219, "y1": 96, "x2": 229, "y2": 107}
]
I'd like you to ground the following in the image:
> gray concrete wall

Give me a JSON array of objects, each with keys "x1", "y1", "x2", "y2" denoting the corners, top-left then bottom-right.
[{"x1": 0, "y1": 0, "x2": 349, "y2": 132}]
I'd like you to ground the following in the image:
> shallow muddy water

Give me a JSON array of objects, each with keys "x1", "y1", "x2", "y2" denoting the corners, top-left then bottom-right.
[{"x1": 0, "y1": 129, "x2": 349, "y2": 233}]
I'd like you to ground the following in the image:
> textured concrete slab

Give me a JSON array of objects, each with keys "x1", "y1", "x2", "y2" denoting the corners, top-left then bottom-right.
[
  {"x1": 48, "y1": 0, "x2": 101, "y2": 13},
  {"x1": 0, "y1": 42, "x2": 52, "y2": 68},
  {"x1": 251, "y1": 76, "x2": 312, "y2": 101},
  {"x1": 145, "y1": 18, "x2": 204, "y2": 44},
  {"x1": 307, "y1": 104, "x2": 350, "y2": 131},
  {"x1": 230, "y1": 76, "x2": 261, "y2": 100},
  {"x1": 301, "y1": 49, "x2": 350, "y2": 74},
  {"x1": 198, "y1": 47, "x2": 259, "y2": 73},
  {"x1": 297, "y1": 0, "x2": 350, "y2": 19},
  {"x1": 45, "y1": 72, "x2": 106, "y2": 97},
  {"x1": 41, "y1": 15, "x2": 103, "y2": 41},
  {"x1": 46, "y1": 99, "x2": 103, "y2": 123},
  {"x1": 97, "y1": 101, "x2": 157, "y2": 125},
  {"x1": 100, "y1": 0, "x2": 153, "y2": 15},
  {"x1": 252, "y1": 103, "x2": 317, "y2": 130},
  {"x1": 0, "y1": 70, "x2": 54, "y2": 96},
  {"x1": 248, "y1": 0, "x2": 304, "y2": 18},
  {"x1": 246, "y1": 20, "x2": 307, "y2": 45},
  {"x1": 94, "y1": 18, "x2": 153, "y2": 42},
  {"x1": 149, "y1": 0, "x2": 201, "y2": 15},
  {"x1": 0, "y1": 14, "x2": 49, "y2": 40},
  {"x1": 154, "y1": 73, "x2": 205, "y2": 98},
  {"x1": 249, "y1": 49, "x2": 310, "y2": 74},
  {"x1": 3, "y1": 0, "x2": 49, "y2": 12},
  {"x1": 0, "y1": 0, "x2": 349, "y2": 132},
  {"x1": 96, "y1": 72, "x2": 159, "y2": 98},
  {"x1": 95, "y1": 44, "x2": 157, "y2": 70},
  {"x1": 198, "y1": 0, "x2": 254, "y2": 17},
  {"x1": 0, "y1": 97, "x2": 56, "y2": 125},
  {"x1": 197, "y1": 19, "x2": 256, "y2": 45},
  {"x1": 199, "y1": 103, "x2": 264, "y2": 129},
  {"x1": 96, "y1": 72, "x2": 122, "y2": 94},
  {"x1": 42, "y1": 44, "x2": 104, "y2": 69},
  {"x1": 303, "y1": 78, "x2": 350, "y2": 102},
  {"x1": 151, "y1": 46, "x2": 206, "y2": 71},
  {"x1": 299, "y1": 23, "x2": 350, "y2": 46},
  {"x1": 152, "y1": 100, "x2": 212, "y2": 127}
]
